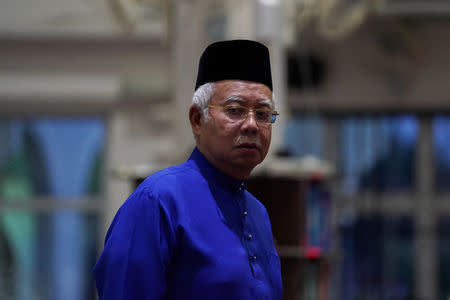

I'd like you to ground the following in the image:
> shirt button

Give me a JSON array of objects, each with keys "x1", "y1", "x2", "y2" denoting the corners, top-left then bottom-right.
[
  {"x1": 252, "y1": 255, "x2": 257, "y2": 261},
  {"x1": 243, "y1": 211, "x2": 248, "y2": 216},
  {"x1": 238, "y1": 187, "x2": 242, "y2": 191},
  {"x1": 247, "y1": 234, "x2": 253, "y2": 240}
]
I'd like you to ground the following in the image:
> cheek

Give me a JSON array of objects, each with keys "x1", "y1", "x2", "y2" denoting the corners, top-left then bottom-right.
[
  {"x1": 206, "y1": 122, "x2": 236, "y2": 147},
  {"x1": 262, "y1": 128, "x2": 271, "y2": 144},
  {"x1": 260, "y1": 129, "x2": 272, "y2": 156},
  {"x1": 217, "y1": 123, "x2": 240, "y2": 139}
]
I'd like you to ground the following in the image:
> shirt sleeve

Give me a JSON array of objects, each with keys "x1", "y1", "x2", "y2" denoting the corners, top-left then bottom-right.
[{"x1": 93, "y1": 186, "x2": 177, "y2": 300}]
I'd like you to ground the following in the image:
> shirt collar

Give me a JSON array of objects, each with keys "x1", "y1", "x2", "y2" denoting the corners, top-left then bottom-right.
[{"x1": 188, "y1": 147, "x2": 247, "y2": 193}]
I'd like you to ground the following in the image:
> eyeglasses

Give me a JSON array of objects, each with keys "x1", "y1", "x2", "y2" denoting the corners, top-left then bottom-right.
[{"x1": 208, "y1": 104, "x2": 279, "y2": 124}]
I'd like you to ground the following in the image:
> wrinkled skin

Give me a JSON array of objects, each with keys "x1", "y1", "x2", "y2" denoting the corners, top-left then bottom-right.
[{"x1": 190, "y1": 80, "x2": 273, "y2": 179}]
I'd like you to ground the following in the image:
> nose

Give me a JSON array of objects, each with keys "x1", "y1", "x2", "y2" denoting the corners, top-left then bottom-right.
[{"x1": 241, "y1": 111, "x2": 259, "y2": 135}]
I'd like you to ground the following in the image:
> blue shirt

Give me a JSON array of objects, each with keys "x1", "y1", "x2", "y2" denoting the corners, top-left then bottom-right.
[{"x1": 93, "y1": 148, "x2": 283, "y2": 300}]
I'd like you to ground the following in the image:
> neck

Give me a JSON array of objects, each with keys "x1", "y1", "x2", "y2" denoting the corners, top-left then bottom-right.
[{"x1": 196, "y1": 147, "x2": 253, "y2": 180}]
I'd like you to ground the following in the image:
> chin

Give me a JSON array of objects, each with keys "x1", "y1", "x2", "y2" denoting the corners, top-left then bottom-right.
[{"x1": 238, "y1": 157, "x2": 262, "y2": 169}]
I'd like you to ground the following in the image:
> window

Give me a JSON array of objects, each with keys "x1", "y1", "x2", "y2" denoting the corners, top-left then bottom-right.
[
  {"x1": 339, "y1": 215, "x2": 414, "y2": 300},
  {"x1": 433, "y1": 116, "x2": 450, "y2": 192},
  {"x1": 0, "y1": 118, "x2": 105, "y2": 300},
  {"x1": 283, "y1": 114, "x2": 326, "y2": 158},
  {"x1": 439, "y1": 217, "x2": 450, "y2": 300},
  {"x1": 339, "y1": 115, "x2": 418, "y2": 195},
  {"x1": 282, "y1": 114, "x2": 426, "y2": 300}
]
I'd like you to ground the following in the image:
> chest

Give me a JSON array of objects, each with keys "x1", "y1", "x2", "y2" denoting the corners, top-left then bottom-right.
[{"x1": 166, "y1": 187, "x2": 281, "y2": 299}]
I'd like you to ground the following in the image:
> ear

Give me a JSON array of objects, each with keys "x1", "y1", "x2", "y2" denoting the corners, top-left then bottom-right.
[{"x1": 189, "y1": 105, "x2": 203, "y2": 137}]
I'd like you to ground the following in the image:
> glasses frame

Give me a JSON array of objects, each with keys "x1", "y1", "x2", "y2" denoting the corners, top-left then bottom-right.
[{"x1": 207, "y1": 104, "x2": 279, "y2": 124}]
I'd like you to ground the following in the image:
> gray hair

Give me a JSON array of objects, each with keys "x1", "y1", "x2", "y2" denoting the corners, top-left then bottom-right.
[
  {"x1": 192, "y1": 82, "x2": 277, "y2": 123},
  {"x1": 192, "y1": 82, "x2": 215, "y2": 122}
]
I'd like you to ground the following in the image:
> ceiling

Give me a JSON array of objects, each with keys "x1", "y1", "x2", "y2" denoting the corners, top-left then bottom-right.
[
  {"x1": 0, "y1": 0, "x2": 166, "y2": 37},
  {"x1": 0, "y1": 0, "x2": 448, "y2": 38}
]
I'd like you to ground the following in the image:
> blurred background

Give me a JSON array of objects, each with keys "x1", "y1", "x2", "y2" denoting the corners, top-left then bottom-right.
[{"x1": 0, "y1": 0, "x2": 449, "y2": 299}]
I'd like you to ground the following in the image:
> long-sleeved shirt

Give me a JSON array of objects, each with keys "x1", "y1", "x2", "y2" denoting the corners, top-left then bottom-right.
[{"x1": 93, "y1": 147, "x2": 283, "y2": 300}]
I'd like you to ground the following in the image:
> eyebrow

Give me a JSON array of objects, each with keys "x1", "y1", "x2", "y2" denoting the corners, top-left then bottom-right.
[
  {"x1": 223, "y1": 96, "x2": 245, "y2": 103},
  {"x1": 258, "y1": 99, "x2": 273, "y2": 109},
  {"x1": 223, "y1": 96, "x2": 274, "y2": 109}
]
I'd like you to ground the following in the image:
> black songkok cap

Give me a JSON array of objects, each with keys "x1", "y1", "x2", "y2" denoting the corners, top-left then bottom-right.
[{"x1": 195, "y1": 39, "x2": 273, "y2": 91}]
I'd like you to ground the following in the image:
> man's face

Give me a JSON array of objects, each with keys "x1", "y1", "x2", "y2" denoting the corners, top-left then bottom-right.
[{"x1": 192, "y1": 80, "x2": 273, "y2": 179}]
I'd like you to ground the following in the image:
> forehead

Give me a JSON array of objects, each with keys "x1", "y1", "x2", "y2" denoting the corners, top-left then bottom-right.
[{"x1": 212, "y1": 80, "x2": 272, "y2": 104}]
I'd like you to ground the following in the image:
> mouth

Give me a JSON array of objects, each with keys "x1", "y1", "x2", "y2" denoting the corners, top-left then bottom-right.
[{"x1": 238, "y1": 143, "x2": 259, "y2": 150}]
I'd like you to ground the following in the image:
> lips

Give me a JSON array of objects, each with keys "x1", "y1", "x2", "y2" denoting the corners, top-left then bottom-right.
[{"x1": 238, "y1": 143, "x2": 259, "y2": 150}]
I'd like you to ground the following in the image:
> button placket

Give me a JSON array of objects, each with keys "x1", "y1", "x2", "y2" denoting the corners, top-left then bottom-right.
[{"x1": 238, "y1": 182, "x2": 245, "y2": 192}]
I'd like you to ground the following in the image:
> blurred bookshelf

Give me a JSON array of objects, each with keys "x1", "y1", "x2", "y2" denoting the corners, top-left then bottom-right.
[{"x1": 248, "y1": 156, "x2": 335, "y2": 300}]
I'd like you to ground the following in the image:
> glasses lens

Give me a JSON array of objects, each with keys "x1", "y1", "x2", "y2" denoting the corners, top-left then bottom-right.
[
  {"x1": 254, "y1": 110, "x2": 271, "y2": 123},
  {"x1": 221, "y1": 105, "x2": 276, "y2": 124},
  {"x1": 270, "y1": 114, "x2": 277, "y2": 124},
  {"x1": 224, "y1": 105, "x2": 247, "y2": 120}
]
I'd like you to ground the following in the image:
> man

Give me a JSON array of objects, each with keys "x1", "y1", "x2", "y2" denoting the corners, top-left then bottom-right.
[{"x1": 93, "y1": 40, "x2": 283, "y2": 300}]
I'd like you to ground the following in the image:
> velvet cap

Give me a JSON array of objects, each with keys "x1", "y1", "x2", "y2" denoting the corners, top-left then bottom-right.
[{"x1": 195, "y1": 39, "x2": 273, "y2": 91}]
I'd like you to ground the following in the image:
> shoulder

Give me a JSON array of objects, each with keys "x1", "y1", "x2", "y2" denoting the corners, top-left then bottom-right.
[
  {"x1": 107, "y1": 164, "x2": 196, "y2": 239},
  {"x1": 123, "y1": 161, "x2": 204, "y2": 214},
  {"x1": 139, "y1": 161, "x2": 202, "y2": 197},
  {"x1": 139, "y1": 165, "x2": 185, "y2": 192}
]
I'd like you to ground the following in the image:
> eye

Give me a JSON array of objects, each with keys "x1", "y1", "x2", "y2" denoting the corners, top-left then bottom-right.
[
  {"x1": 225, "y1": 105, "x2": 246, "y2": 117},
  {"x1": 255, "y1": 109, "x2": 271, "y2": 121}
]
